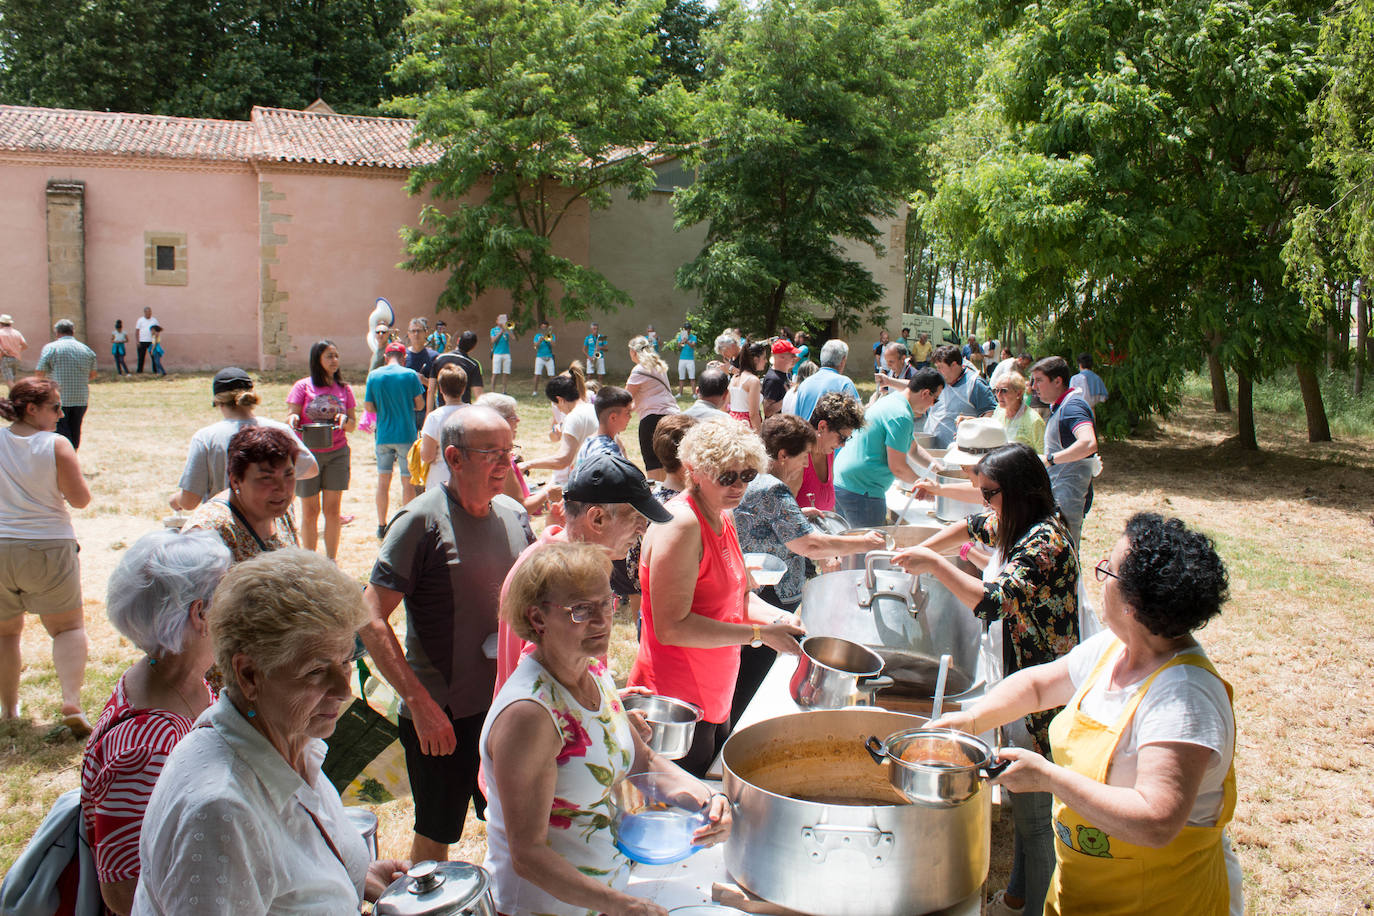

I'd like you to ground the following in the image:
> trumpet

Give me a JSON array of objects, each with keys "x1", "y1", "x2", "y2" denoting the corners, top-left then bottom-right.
[{"x1": 507, "y1": 321, "x2": 516, "y2": 330}]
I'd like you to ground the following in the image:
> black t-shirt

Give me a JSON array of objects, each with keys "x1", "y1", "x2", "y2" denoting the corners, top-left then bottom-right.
[
  {"x1": 432, "y1": 352, "x2": 483, "y2": 405},
  {"x1": 762, "y1": 368, "x2": 790, "y2": 405},
  {"x1": 405, "y1": 347, "x2": 438, "y2": 380}
]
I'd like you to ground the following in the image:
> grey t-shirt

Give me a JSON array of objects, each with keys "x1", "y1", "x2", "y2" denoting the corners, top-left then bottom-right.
[
  {"x1": 370, "y1": 488, "x2": 533, "y2": 720},
  {"x1": 177, "y1": 417, "x2": 317, "y2": 502}
]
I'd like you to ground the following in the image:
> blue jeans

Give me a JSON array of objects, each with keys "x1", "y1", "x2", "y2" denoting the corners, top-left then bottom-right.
[
  {"x1": 1006, "y1": 789, "x2": 1056, "y2": 915},
  {"x1": 833, "y1": 486, "x2": 887, "y2": 529}
]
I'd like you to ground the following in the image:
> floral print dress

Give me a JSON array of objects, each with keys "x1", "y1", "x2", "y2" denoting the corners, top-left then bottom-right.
[{"x1": 481, "y1": 655, "x2": 636, "y2": 916}]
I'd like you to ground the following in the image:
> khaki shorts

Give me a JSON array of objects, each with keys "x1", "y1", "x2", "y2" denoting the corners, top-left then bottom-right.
[
  {"x1": 0, "y1": 538, "x2": 82, "y2": 621},
  {"x1": 295, "y1": 444, "x2": 351, "y2": 497}
]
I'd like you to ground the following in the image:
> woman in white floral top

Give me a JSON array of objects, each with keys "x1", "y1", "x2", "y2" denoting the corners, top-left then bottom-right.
[{"x1": 480, "y1": 543, "x2": 732, "y2": 916}]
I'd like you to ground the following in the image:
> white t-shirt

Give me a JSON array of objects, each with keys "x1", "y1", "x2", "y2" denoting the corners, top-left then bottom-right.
[
  {"x1": 421, "y1": 404, "x2": 465, "y2": 491},
  {"x1": 135, "y1": 316, "x2": 159, "y2": 343},
  {"x1": 1066, "y1": 631, "x2": 1233, "y2": 826},
  {"x1": 554, "y1": 401, "x2": 598, "y2": 485}
]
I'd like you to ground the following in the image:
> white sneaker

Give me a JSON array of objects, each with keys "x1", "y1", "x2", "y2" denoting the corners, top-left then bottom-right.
[{"x1": 987, "y1": 890, "x2": 1025, "y2": 916}]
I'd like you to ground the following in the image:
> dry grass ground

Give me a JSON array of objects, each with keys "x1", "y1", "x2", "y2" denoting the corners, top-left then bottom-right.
[{"x1": 1, "y1": 371, "x2": 1370, "y2": 915}]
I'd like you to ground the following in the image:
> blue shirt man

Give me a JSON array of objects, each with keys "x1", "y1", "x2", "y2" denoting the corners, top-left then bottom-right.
[{"x1": 790, "y1": 366, "x2": 859, "y2": 422}]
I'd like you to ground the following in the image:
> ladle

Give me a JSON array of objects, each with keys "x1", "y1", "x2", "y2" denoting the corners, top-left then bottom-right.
[{"x1": 930, "y1": 654, "x2": 952, "y2": 721}]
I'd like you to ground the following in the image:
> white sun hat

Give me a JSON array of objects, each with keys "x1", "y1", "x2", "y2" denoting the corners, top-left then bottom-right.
[{"x1": 943, "y1": 417, "x2": 1010, "y2": 466}]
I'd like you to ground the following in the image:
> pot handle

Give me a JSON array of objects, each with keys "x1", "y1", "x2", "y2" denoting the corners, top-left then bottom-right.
[
  {"x1": 859, "y1": 674, "x2": 895, "y2": 694},
  {"x1": 982, "y1": 757, "x2": 1012, "y2": 780},
  {"x1": 863, "y1": 735, "x2": 888, "y2": 765}
]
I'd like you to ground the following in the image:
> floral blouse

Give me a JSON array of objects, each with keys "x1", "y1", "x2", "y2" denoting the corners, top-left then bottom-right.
[
  {"x1": 733, "y1": 473, "x2": 814, "y2": 606},
  {"x1": 481, "y1": 655, "x2": 636, "y2": 916},
  {"x1": 967, "y1": 510, "x2": 1080, "y2": 755},
  {"x1": 182, "y1": 492, "x2": 299, "y2": 563}
]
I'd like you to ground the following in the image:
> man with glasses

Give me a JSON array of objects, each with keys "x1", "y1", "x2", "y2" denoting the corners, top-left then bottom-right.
[
  {"x1": 360, "y1": 406, "x2": 534, "y2": 865},
  {"x1": 405, "y1": 318, "x2": 439, "y2": 429},
  {"x1": 492, "y1": 452, "x2": 673, "y2": 694},
  {"x1": 833, "y1": 368, "x2": 945, "y2": 528}
]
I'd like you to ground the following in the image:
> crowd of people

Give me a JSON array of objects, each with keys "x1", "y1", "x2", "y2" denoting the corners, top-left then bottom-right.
[{"x1": 0, "y1": 311, "x2": 1246, "y2": 916}]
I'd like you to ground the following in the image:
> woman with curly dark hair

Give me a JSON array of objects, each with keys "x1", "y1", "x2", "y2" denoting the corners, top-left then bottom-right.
[
  {"x1": 932, "y1": 512, "x2": 1239, "y2": 916},
  {"x1": 798, "y1": 392, "x2": 865, "y2": 512}
]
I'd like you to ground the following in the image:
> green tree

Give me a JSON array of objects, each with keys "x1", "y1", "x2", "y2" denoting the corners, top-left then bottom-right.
[
  {"x1": 394, "y1": 0, "x2": 686, "y2": 326},
  {"x1": 923, "y1": 0, "x2": 1327, "y2": 444},
  {"x1": 0, "y1": 0, "x2": 409, "y2": 119},
  {"x1": 673, "y1": 0, "x2": 930, "y2": 336},
  {"x1": 645, "y1": 0, "x2": 718, "y2": 93}
]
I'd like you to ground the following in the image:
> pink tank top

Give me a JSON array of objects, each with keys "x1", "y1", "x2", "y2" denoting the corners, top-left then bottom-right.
[
  {"x1": 629, "y1": 492, "x2": 747, "y2": 723},
  {"x1": 798, "y1": 451, "x2": 835, "y2": 512}
]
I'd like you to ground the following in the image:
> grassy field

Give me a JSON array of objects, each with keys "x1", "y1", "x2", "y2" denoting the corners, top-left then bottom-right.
[{"x1": 1, "y1": 369, "x2": 1371, "y2": 914}]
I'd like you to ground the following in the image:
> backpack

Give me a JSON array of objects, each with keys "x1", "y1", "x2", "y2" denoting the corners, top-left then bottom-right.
[{"x1": 0, "y1": 789, "x2": 101, "y2": 916}]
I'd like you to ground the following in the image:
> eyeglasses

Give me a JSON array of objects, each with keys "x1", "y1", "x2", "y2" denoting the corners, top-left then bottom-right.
[
  {"x1": 837, "y1": 431, "x2": 853, "y2": 445},
  {"x1": 1095, "y1": 558, "x2": 1121, "y2": 582},
  {"x1": 992, "y1": 387, "x2": 1014, "y2": 396},
  {"x1": 979, "y1": 486, "x2": 1002, "y2": 501},
  {"x1": 543, "y1": 595, "x2": 616, "y2": 624},
  {"x1": 462, "y1": 444, "x2": 521, "y2": 463},
  {"x1": 715, "y1": 468, "x2": 759, "y2": 487}
]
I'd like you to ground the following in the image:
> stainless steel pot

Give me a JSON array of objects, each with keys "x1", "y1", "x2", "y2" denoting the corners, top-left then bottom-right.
[
  {"x1": 374, "y1": 861, "x2": 497, "y2": 916},
  {"x1": 623, "y1": 693, "x2": 701, "y2": 760},
  {"x1": 789, "y1": 636, "x2": 894, "y2": 708},
  {"x1": 797, "y1": 564, "x2": 984, "y2": 704},
  {"x1": 834, "y1": 523, "x2": 942, "y2": 571},
  {"x1": 300, "y1": 422, "x2": 335, "y2": 451},
  {"x1": 934, "y1": 468, "x2": 981, "y2": 523},
  {"x1": 722, "y1": 709, "x2": 990, "y2": 916},
  {"x1": 864, "y1": 727, "x2": 1009, "y2": 806},
  {"x1": 343, "y1": 806, "x2": 378, "y2": 860}
]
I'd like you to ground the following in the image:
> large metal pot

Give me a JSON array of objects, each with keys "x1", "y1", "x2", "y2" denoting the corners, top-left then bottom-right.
[
  {"x1": 934, "y1": 468, "x2": 981, "y2": 523},
  {"x1": 375, "y1": 861, "x2": 496, "y2": 916},
  {"x1": 721, "y1": 709, "x2": 990, "y2": 916},
  {"x1": 864, "y1": 727, "x2": 1009, "y2": 806},
  {"x1": 798, "y1": 564, "x2": 984, "y2": 705},
  {"x1": 834, "y1": 523, "x2": 942, "y2": 571},
  {"x1": 789, "y1": 636, "x2": 894, "y2": 708},
  {"x1": 623, "y1": 693, "x2": 701, "y2": 760}
]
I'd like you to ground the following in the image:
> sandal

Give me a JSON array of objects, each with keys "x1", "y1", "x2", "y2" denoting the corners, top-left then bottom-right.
[
  {"x1": 340, "y1": 514, "x2": 356, "y2": 526},
  {"x1": 62, "y1": 711, "x2": 93, "y2": 739}
]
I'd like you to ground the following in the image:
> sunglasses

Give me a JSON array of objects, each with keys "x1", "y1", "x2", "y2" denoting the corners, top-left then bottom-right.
[
  {"x1": 715, "y1": 468, "x2": 759, "y2": 487},
  {"x1": 1095, "y1": 558, "x2": 1121, "y2": 582},
  {"x1": 992, "y1": 387, "x2": 1014, "y2": 395},
  {"x1": 979, "y1": 486, "x2": 1002, "y2": 501},
  {"x1": 543, "y1": 596, "x2": 616, "y2": 624}
]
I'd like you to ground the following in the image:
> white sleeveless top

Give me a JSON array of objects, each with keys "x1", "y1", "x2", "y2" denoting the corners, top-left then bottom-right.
[
  {"x1": 0, "y1": 429, "x2": 74, "y2": 539},
  {"x1": 728, "y1": 376, "x2": 752, "y2": 411},
  {"x1": 481, "y1": 655, "x2": 636, "y2": 916}
]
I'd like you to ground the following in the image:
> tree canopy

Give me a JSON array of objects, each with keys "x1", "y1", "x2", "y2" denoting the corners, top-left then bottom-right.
[{"x1": 394, "y1": 0, "x2": 687, "y2": 327}]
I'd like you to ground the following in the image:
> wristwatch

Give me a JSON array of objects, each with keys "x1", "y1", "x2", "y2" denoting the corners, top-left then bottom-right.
[
  {"x1": 749, "y1": 625, "x2": 764, "y2": 649},
  {"x1": 1047, "y1": 453, "x2": 1056, "y2": 466}
]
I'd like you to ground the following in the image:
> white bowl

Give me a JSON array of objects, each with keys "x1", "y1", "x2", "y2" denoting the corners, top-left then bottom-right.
[{"x1": 743, "y1": 552, "x2": 786, "y2": 587}]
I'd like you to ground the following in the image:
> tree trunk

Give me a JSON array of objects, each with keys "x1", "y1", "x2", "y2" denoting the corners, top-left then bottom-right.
[
  {"x1": 1236, "y1": 369, "x2": 1257, "y2": 450},
  {"x1": 1296, "y1": 362, "x2": 1332, "y2": 442},
  {"x1": 1208, "y1": 335, "x2": 1230, "y2": 412},
  {"x1": 1356, "y1": 280, "x2": 1367, "y2": 396}
]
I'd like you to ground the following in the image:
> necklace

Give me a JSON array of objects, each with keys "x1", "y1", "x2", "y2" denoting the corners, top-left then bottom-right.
[{"x1": 147, "y1": 657, "x2": 207, "y2": 719}]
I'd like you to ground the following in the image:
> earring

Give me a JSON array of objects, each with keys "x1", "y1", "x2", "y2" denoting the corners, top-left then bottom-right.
[{"x1": 246, "y1": 709, "x2": 256, "y2": 718}]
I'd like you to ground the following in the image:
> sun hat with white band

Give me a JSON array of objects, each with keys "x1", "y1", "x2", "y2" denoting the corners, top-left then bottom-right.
[{"x1": 943, "y1": 417, "x2": 1010, "y2": 466}]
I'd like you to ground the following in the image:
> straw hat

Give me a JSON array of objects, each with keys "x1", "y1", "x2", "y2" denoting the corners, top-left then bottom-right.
[{"x1": 943, "y1": 417, "x2": 1009, "y2": 466}]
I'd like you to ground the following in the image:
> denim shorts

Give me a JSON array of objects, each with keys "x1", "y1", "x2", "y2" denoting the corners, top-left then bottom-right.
[{"x1": 375, "y1": 441, "x2": 410, "y2": 476}]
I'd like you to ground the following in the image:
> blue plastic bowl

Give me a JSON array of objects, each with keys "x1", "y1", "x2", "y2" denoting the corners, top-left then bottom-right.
[{"x1": 608, "y1": 772, "x2": 709, "y2": 865}]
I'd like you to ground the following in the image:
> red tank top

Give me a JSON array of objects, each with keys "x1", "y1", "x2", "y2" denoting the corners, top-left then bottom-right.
[
  {"x1": 798, "y1": 451, "x2": 835, "y2": 511},
  {"x1": 630, "y1": 491, "x2": 748, "y2": 723}
]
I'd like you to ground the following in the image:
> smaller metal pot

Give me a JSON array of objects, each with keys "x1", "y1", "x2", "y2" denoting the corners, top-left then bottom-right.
[
  {"x1": 810, "y1": 510, "x2": 851, "y2": 536},
  {"x1": 374, "y1": 861, "x2": 496, "y2": 916},
  {"x1": 790, "y1": 636, "x2": 895, "y2": 709},
  {"x1": 934, "y1": 469, "x2": 982, "y2": 522},
  {"x1": 864, "y1": 727, "x2": 1009, "y2": 806},
  {"x1": 623, "y1": 693, "x2": 702, "y2": 760},
  {"x1": 343, "y1": 806, "x2": 378, "y2": 860},
  {"x1": 300, "y1": 422, "x2": 335, "y2": 451}
]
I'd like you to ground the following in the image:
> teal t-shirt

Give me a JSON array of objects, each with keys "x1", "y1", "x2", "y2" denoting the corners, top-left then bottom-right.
[
  {"x1": 833, "y1": 392, "x2": 915, "y2": 498},
  {"x1": 535, "y1": 332, "x2": 556, "y2": 358},
  {"x1": 490, "y1": 327, "x2": 511, "y2": 355},
  {"x1": 364, "y1": 364, "x2": 425, "y2": 445},
  {"x1": 678, "y1": 332, "x2": 697, "y2": 361}
]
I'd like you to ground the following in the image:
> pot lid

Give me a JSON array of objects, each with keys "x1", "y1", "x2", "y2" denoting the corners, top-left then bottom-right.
[{"x1": 375, "y1": 861, "x2": 491, "y2": 916}]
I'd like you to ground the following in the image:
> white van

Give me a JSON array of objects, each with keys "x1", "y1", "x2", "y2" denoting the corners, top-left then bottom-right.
[{"x1": 899, "y1": 313, "x2": 959, "y2": 346}]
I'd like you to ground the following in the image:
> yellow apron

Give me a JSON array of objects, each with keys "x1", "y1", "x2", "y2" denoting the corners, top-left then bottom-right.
[{"x1": 1044, "y1": 639, "x2": 1236, "y2": 916}]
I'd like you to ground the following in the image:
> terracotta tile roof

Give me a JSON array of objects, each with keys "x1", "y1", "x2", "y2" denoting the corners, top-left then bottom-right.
[
  {"x1": 0, "y1": 103, "x2": 438, "y2": 169},
  {"x1": 0, "y1": 105, "x2": 254, "y2": 161},
  {"x1": 249, "y1": 106, "x2": 435, "y2": 169}
]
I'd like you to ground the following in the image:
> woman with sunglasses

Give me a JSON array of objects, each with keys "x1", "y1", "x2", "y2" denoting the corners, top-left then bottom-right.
[
  {"x1": 482, "y1": 542, "x2": 731, "y2": 916},
  {"x1": 629, "y1": 418, "x2": 805, "y2": 776},
  {"x1": 992, "y1": 371, "x2": 1045, "y2": 453},
  {"x1": 931, "y1": 514, "x2": 1238, "y2": 916},
  {"x1": 893, "y1": 441, "x2": 1080, "y2": 916}
]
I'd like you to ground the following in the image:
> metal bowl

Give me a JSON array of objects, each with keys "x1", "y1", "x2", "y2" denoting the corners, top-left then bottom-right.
[
  {"x1": 623, "y1": 693, "x2": 702, "y2": 760},
  {"x1": 810, "y1": 510, "x2": 851, "y2": 536}
]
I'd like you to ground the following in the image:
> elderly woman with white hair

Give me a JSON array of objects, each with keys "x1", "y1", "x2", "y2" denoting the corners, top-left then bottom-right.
[
  {"x1": 132, "y1": 549, "x2": 409, "y2": 915},
  {"x1": 629, "y1": 418, "x2": 805, "y2": 776},
  {"x1": 79, "y1": 529, "x2": 231, "y2": 915}
]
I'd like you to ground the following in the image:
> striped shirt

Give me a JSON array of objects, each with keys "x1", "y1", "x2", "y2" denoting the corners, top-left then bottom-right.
[
  {"x1": 35, "y1": 336, "x2": 97, "y2": 406},
  {"x1": 80, "y1": 675, "x2": 198, "y2": 884}
]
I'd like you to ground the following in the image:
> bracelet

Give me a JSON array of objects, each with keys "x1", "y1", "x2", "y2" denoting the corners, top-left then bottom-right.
[{"x1": 959, "y1": 541, "x2": 972, "y2": 562}]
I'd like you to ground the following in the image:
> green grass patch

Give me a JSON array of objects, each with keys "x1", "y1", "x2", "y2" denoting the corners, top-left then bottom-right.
[{"x1": 1182, "y1": 369, "x2": 1374, "y2": 439}]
